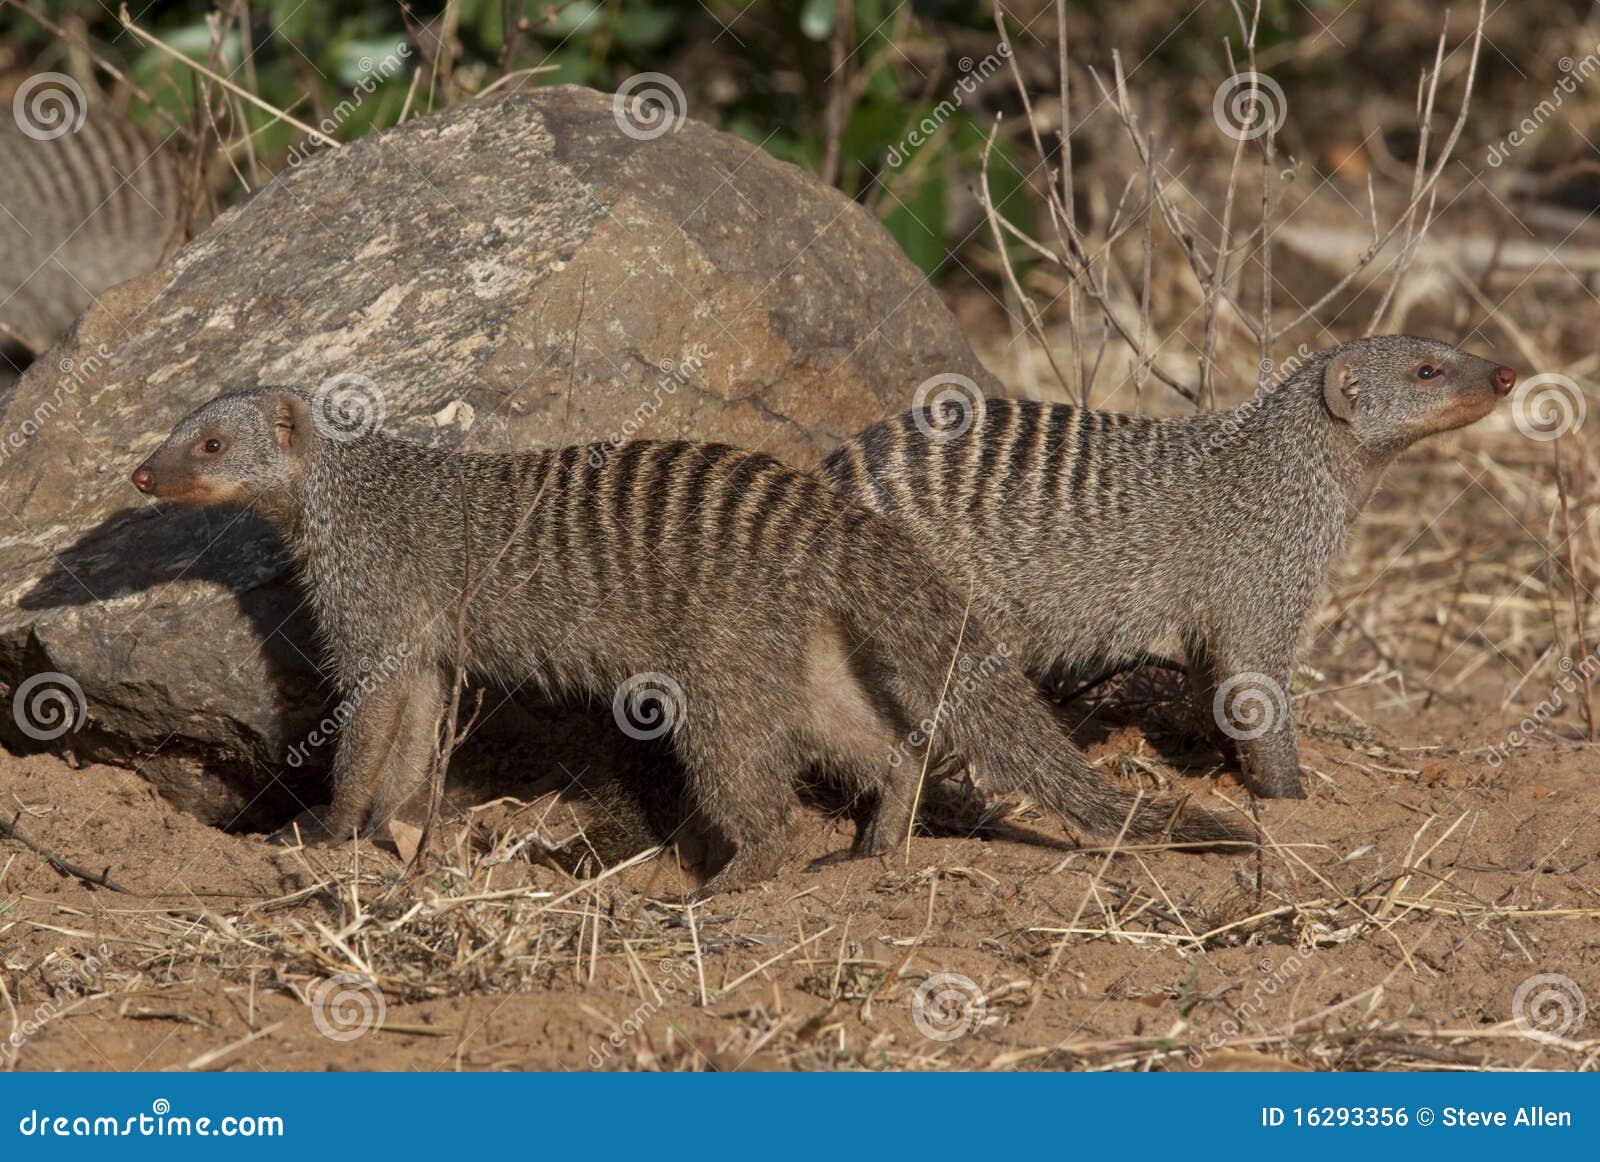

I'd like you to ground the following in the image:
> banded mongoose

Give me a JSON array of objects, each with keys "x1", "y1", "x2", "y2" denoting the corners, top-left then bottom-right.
[
  {"x1": 129, "y1": 389, "x2": 1252, "y2": 894},
  {"x1": 1, "y1": 118, "x2": 182, "y2": 358},
  {"x1": 821, "y1": 336, "x2": 1518, "y2": 799}
]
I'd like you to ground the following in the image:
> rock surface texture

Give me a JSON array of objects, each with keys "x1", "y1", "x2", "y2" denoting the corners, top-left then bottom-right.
[{"x1": 0, "y1": 85, "x2": 995, "y2": 827}]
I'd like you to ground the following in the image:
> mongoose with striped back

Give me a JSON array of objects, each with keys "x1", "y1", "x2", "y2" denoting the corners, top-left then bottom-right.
[
  {"x1": 1, "y1": 117, "x2": 182, "y2": 359},
  {"x1": 129, "y1": 387, "x2": 1253, "y2": 894},
  {"x1": 821, "y1": 336, "x2": 1518, "y2": 799}
]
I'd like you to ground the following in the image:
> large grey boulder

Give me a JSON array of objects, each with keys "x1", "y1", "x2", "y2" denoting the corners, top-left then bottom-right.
[{"x1": 0, "y1": 85, "x2": 996, "y2": 828}]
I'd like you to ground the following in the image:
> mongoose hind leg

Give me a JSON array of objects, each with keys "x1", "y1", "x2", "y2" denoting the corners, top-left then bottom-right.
[
  {"x1": 801, "y1": 621, "x2": 920, "y2": 862},
  {"x1": 674, "y1": 708, "x2": 804, "y2": 899}
]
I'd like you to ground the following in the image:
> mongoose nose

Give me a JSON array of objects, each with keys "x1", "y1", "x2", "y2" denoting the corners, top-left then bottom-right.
[
  {"x1": 130, "y1": 467, "x2": 154, "y2": 493},
  {"x1": 1492, "y1": 366, "x2": 1517, "y2": 395}
]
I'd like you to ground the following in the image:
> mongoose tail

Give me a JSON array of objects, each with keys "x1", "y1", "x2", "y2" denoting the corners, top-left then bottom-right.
[
  {"x1": 822, "y1": 336, "x2": 1519, "y2": 801},
  {"x1": 837, "y1": 547, "x2": 1253, "y2": 850}
]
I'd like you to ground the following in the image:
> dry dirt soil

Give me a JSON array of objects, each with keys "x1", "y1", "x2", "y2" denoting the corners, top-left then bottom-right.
[{"x1": 2, "y1": 662, "x2": 1595, "y2": 1072}]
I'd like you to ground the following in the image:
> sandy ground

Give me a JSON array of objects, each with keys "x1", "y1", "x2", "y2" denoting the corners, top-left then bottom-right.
[{"x1": 2, "y1": 665, "x2": 1595, "y2": 1072}]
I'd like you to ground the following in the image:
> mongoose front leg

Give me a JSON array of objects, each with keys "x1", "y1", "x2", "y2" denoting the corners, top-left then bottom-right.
[
  {"x1": 321, "y1": 670, "x2": 444, "y2": 839},
  {"x1": 1202, "y1": 646, "x2": 1305, "y2": 799},
  {"x1": 364, "y1": 667, "x2": 448, "y2": 834}
]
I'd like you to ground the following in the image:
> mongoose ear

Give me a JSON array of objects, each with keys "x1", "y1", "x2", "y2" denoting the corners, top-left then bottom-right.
[
  {"x1": 1322, "y1": 354, "x2": 1360, "y2": 422},
  {"x1": 272, "y1": 393, "x2": 312, "y2": 456}
]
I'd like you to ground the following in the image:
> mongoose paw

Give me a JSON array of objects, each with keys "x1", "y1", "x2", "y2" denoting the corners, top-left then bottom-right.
[
  {"x1": 805, "y1": 845, "x2": 893, "y2": 872},
  {"x1": 264, "y1": 807, "x2": 332, "y2": 847},
  {"x1": 1241, "y1": 764, "x2": 1307, "y2": 799}
]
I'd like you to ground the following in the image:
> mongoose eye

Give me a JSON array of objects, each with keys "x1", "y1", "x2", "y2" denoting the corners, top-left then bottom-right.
[
  {"x1": 200, "y1": 437, "x2": 226, "y2": 456},
  {"x1": 1415, "y1": 363, "x2": 1440, "y2": 380}
]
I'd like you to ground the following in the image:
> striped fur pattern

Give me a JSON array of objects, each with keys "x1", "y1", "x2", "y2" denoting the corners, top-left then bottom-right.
[
  {"x1": 822, "y1": 336, "x2": 1515, "y2": 799},
  {"x1": 132, "y1": 390, "x2": 1254, "y2": 894},
  {"x1": 1, "y1": 119, "x2": 181, "y2": 353}
]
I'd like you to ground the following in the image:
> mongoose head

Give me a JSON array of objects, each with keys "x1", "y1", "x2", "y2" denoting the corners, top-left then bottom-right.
[
  {"x1": 130, "y1": 389, "x2": 313, "y2": 508},
  {"x1": 1319, "y1": 335, "x2": 1516, "y2": 452}
]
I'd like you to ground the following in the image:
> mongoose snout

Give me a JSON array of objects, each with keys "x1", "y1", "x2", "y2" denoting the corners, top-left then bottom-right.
[
  {"x1": 132, "y1": 388, "x2": 1253, "y2": 895},
  {"x1": 824, "y1": 335, "x2": 1516, "y2": 801}
]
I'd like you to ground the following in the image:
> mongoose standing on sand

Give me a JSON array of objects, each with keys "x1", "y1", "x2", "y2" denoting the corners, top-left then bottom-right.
[
  {"x1": 130, "y1": 388, "x2": 1251, "y2": 894},
  {"x1": 822, "y1": 336, "x2": 1518, "y2": 799}
]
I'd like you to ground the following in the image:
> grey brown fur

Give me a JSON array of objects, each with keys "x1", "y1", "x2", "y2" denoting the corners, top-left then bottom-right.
[
  {"x1": 1, "y1": 119, "x2": 181, "y2": 355},
  {"x1": 821, "y1": 336, "x2": 1517, "y2": 798},
  {"x1": 131, "y1": 389, "x2": 1251, "y2": 893}
]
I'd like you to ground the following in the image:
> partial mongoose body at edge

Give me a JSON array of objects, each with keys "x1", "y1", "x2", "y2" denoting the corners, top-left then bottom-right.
[
  {"x1": 131, "y1": 390, "x2": 1251, "y2": 894},
  {"x1": 822, "y1": 336, "x2": 1519, "y2": 798}
]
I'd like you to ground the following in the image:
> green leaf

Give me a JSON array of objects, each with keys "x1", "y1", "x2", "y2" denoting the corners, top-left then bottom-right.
[{"x1": 883, "y1": 165, "x2": 948, "y2": 277}]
